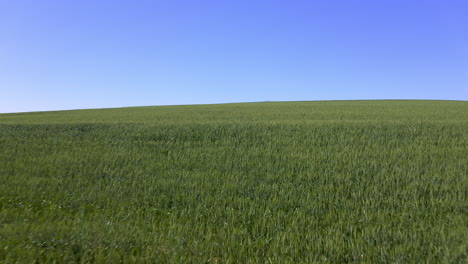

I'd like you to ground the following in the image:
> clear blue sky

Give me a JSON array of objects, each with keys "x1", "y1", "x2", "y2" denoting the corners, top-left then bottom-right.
[{"x1": 1, "y1": 0, "x2": 467, "y2": 113}]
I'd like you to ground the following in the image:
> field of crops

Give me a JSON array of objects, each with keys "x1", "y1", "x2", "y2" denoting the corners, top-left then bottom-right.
[{"x1": 0, "y1": 100, "x2": 467, "y2": 263}]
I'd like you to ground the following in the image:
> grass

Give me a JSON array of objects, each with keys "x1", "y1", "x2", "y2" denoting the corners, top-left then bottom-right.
[{"x1": 0, "y1": 100, "x2": 467, "y2": 263}]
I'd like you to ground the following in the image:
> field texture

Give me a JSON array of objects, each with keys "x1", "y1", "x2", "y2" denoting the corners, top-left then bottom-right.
[{"x1": 0, "y1": 100, "x2": 467, "y2": 263}]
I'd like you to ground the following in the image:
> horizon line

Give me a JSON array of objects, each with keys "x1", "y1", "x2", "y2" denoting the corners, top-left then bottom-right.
[{"x1": 1, "y1": 99, "x2": 466, "y2": 114}]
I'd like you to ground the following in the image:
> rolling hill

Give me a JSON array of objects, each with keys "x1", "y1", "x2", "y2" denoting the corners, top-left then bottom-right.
[{"x1": 1, "y1": 100, "x2": 467, "y2": 263}]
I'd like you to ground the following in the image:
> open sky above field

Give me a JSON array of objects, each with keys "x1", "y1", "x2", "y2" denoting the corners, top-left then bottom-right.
[{"x1": 1, "y1": 0, "x2": 467, "y2": 113}]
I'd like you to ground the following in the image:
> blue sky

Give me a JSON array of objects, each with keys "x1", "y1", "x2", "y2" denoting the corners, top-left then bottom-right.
[{"x1": 1, "y1": 0, "x2": 467, "y2": 113}]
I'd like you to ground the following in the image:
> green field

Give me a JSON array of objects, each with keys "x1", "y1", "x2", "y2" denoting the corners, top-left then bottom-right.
[{"x1": 0, "y1": 100, "x2": 467, "y2": 263}]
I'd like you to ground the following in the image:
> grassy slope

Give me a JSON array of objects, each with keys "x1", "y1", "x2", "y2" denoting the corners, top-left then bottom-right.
[{"x1": 0, "y1": 100, "x2": 467, "y2": 263}]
